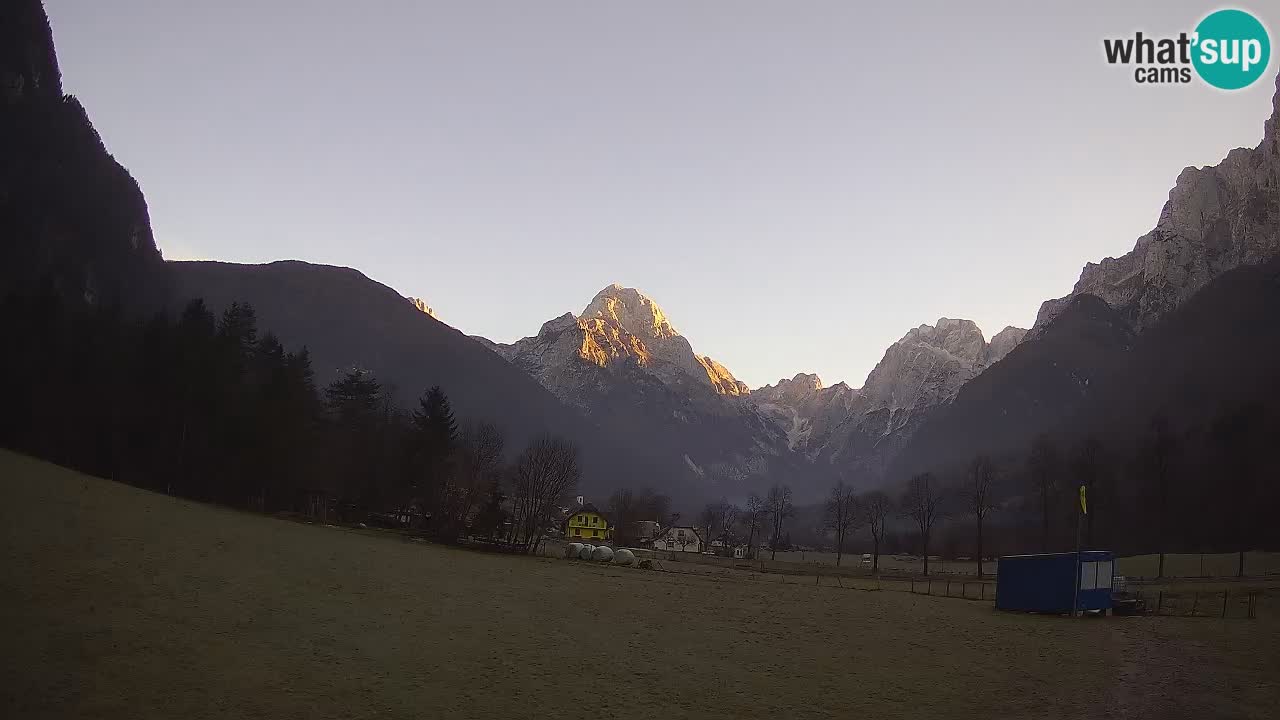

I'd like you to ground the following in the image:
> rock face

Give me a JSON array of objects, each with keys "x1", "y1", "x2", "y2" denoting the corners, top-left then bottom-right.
[
  {"x1": 578, "y1": 285, "x2": 749, "y2": 396},
  {"x1": 406, "y1": 296, "x2": 438, "y2": 320},
  {"x1": 752, "y1": 319, "x2": 1027, "y2": 486},
  {"x1": 0, "y1": 0, "x2": 167, "y2": 312},
  {"x1": 894, "y1": 255, "x2": 1280, "y2": 485},
  {"x1": 895, "y1": 70, "x2": 1280, "y2": 485},
  {"x1": 752, "y1": 374, "x2": 858, "y2": 455},
  {"x1": 491, "y1": 286, "x2": 749, "y2": 410},
  {"x1": 988, "y1": 326, "x2": 1028, "y2": 363},
  {"x1": 1034, "y1": 71, "x2": 1280, "y2": 333}
]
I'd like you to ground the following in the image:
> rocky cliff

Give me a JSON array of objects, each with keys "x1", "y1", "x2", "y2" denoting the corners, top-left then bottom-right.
[
  {"x1": 1034, "y1": 72, "x2": 1280, "y2": 333},
  {"x1": 577, "y1": 284, "x2": 749, "y2": 396},
  {"x1": 894, "y1": 71, "x2": 1280, "y2": 486},
  {"x1": 752, "y1": 319, "x2": 1026, "y2": 486},
  {"x1": 406, "y1": 296, "x2": 438, "y2": 320},
  {"x1": 0, "y1": 0, "x2": 167, "y2": 312}
]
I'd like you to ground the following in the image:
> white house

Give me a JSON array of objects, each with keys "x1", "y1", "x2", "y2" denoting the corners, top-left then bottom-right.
[
  {"x1": 710, "y1": 539, "x2": 750, "y2": 558},
  {"x1": 653, "y1": 526, "x2": 703, "y2": 553}
]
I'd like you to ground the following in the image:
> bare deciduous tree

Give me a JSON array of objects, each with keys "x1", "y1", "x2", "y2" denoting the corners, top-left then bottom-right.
[
  {"x1": 1210, "y1": 404, "x2": 1266, "y2": 577},
  {"x1": 741, "y1": 493, "x2": 765, "y2": 560},
  {"x1": 441, "y1": 421, "x2": 504, "y2": 538},
  {"x1": 698, "y1": 503, "x2": 716, "y2": 553},
  {"x1": 609, "y1": 486, "x2": 673, "y2": 546},
  {"x1": 509, "y1": 434, "x2": 580, "y2": 554},
  {"x1": 965, "y1": 455, "x2": 997, "y2": 577},
  {"x1": 703, "y1": 500, "x2": 738, "y2": 554},
  {"x1": 1139, "y1": 416, "x2": 1177, "y2": 578},
  {"x1": 766, "y1": 484, "x2": 794, "y2": 560},
  {"x1": 608, "y1": 487, "x2": 639, "y2": 544},
  {"x1": 1027, "y1": 433, "x2": 1059, "y2": 552},
  {"x1": 860, "y1": 490, "x2": 892, "y2": 573},
  {"x1": 824, "y1": 480, "x2": 860, "y2": 566},
  {"x1": 901, "y1": 472, "x2": 943, "y2": 576}
]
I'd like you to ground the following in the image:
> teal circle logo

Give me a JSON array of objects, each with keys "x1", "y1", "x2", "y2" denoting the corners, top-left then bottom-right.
[{"x1": 1192, "y1": 9, "x2": 1270, "y2": 90}]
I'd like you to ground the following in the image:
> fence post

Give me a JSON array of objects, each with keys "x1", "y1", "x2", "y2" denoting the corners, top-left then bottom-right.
[
  {"x1": 1191, "y1": 592, "x2": 1199, "y2": 616},
  {"x1": 946, "y1": 580, "x2": 951, "y2": 597},
  {"x1": 928, "y1": 580, "x2": 932, "y2": 596},
  {"x1": 1157, "y1": 591, "x2": 1164, "y2": 614},
  {"x1": 1222, "y1": 590, "x2": 1229, "y2": 619}
]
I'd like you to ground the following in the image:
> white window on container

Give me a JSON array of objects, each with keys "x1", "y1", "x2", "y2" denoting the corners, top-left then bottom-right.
[
  {"x1": 1079, "y1": 561, "x2": 1098, "y2": 590},
  {"x1": 1096, "y1": 560, "x2": 1113, "y2": 588}
]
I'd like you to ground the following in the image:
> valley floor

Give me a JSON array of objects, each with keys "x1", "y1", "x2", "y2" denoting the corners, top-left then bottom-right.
[{"x1": 2, "y1": 450, "x2": 1277, "y2": 719}]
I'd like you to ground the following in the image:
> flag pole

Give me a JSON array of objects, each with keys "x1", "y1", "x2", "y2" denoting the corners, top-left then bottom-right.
[{"x1": 1073, "y1": 484, "x2": 1084, "y2": 617}]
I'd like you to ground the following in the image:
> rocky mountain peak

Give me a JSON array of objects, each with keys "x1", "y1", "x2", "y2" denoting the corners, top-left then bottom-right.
[
  {"x1": 1034, "y1": 69, "x2": 1280, "y2": 334},
  {"x1": 538, "y1": 312, "x2": 578, "y2": 336},
  {"x1": 406, "y1": 296, "x2": 438, "y2": 320},
  {"x1": 898, "y1": 318, "x2": 988, "y2": 365},
  {"x1": 577, "y1": 284, "x2": 746, "y2": 396},
  {"x1": 790, "y1": 372, "x2": 824, "y2": 391},
  {"x1": 754, "y1": 373, "x2": 825, "y2": 404},
  {"x1": 1265, "y1": 70, "x2": 1280, "y2": 151},
  {"x1": 988, "y1": 326, "x2": 1028, "y2": 363},
  {"x1": 582, "y1": 284, "x2": 679, "y2": 342}
]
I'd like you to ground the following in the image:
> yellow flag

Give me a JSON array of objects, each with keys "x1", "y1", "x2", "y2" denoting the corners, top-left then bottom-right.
[{"x1": 1078, "y1": 485, "x2": 1088, "y2": 515}]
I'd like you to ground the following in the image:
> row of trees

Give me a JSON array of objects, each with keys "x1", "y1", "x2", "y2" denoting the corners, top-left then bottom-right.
[
  {"x1": 0, "y1": 292, "x2": 581, "y2": 553},
  {"x1": 812, "y1": 406, "x2": 1278, "y2": 577}
]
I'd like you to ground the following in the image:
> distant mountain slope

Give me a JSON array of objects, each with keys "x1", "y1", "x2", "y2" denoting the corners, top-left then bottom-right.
[
  {"x1": 482, "y1": 283, "x2": 1032, "y2": 497},
  {"x1": 754, "y1": 320, "x2": 1027, "y2": 488},
  {"x1": 482, "y1": 284, "x2": 810, "y2": 500},
  {"x1": 891, "y1": 257, "x2": 1280, "y2": 482},
  {"x1": 170, "y1": 260, "x2": 679, "y2": 499},
  {"x1": 890, "y1": 71, "x2": 1280, "y2": 485},
  {"x1": 889, "y1": 297, "x2": 1135, "y2": 480},
  {"x1": 0, "y1": 0, "x2": 167, "y2": 311}
]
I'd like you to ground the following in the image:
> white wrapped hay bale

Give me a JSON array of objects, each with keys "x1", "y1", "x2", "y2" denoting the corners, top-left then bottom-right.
[
  {"x1": 566, "y1": 542, "x2": 584, "y2": 559},
  {"x1": 578, "y1": 544, "x2": 595, "y2": 560},
  {"x1": 592, "y1": 545, "x2": 614, "y2": 562},
  {"x1": 613, "y1": 548, "x2": 636, "y2": 566}
]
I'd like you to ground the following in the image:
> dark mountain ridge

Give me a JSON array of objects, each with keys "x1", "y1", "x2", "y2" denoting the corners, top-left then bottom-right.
[
  {"x1": 891, "y1": 257, "x2": 1280, "y2": 485},
  {"x1": 169, "y1": 260, "x2": 684, "y2": 501}
]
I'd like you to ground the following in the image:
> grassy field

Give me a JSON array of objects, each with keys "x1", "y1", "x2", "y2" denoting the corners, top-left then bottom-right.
[
  {"x1": 1116, "y1": 552, "x2": 1280, "y2": 579},
  {"x1": 3, "y1": 450, "x2": 1278, "y2": 719}
]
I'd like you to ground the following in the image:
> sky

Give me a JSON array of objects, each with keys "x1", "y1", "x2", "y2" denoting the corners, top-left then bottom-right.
[{"x1": 45, "y1": 1, "x2": 1277, "y2": 389}]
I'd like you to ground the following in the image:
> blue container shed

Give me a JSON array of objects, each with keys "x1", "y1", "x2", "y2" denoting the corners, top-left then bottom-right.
[{"x1": 996, "y1": 551, "x2": 1114, "y2": 614}]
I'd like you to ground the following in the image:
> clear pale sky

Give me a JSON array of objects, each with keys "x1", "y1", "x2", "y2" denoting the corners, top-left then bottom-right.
[{"x1": 46, "y1": 1, "x2": 1276, "y2": 389}]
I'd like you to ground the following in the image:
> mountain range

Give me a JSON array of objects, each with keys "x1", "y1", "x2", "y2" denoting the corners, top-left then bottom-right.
[{"x1": 5, "y1": 0, "x2": 1280, "y2": 506}]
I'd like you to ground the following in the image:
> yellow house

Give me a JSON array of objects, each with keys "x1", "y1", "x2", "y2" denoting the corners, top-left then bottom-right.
[{"x1": 565, "y1": 503, "x2": 612, "y2": 542}]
